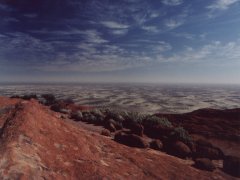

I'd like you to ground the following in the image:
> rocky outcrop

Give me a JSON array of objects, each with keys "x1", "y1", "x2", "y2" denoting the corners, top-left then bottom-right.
[
  {"x1": 0, "y1": 97, "x2": 237, "y2": 179},
  {"x1": 101, "y1": 129, "x2": 111, "y2": 137},
  {"x1": 114, "y1": 132, "x2": 149, "y2": 148},
  {"x1": 166, "y1": 141, "x2": 192, "y2": 158},
  {"x1": 194, "y1": 158, "x2": 216, "y2": 171},
  {"x1": 150, "y1": 140, "x2": 163, "y2": 151},
  {"x1": 195, "y1": 139, "x2": 224, "y2": 160}
]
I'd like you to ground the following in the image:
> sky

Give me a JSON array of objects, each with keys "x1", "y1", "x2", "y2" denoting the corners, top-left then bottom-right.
[{"x1": 0, "y1": 0, "x2": 240, "y2": 84}]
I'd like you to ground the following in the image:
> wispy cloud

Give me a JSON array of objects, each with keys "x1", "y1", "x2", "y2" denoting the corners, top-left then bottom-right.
[
  {"x1": 207, "y1": 0, "x2": 239, "y2": 10},
  {"x1": 165, "y1": 19, "x2": 184, "y2": 29},
  {"x1": 101, "y1": 21, "x2": 129, "y2": 29},
  {"x1": 0, "y1": 3, "x2": 12, "y2": 11},
  {"x1": 111, "y1": 29, "x2": 129, "y2": 35},
  {"x1": 23, "y1": 14, "x2": 38, "y2": 18},
  {"x1": 162, "y1": 0, "x2": 183, "y2": 6},
  {"x1": 164, "y1": 40, "x2": 240, "y2": 63},
  {"x1": 141, "y1": 26, "x2": 160, "y2": 33},
  {"x1": 83, "y1": 30, "x2": 108, "y2": 44}
]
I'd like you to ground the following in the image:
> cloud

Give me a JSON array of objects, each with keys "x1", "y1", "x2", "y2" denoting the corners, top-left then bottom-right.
[
  {"x1": 111, "y1": 29, "x2": 129, "y2": 35},
  {"x1": 0, "y1": 3, "x2": 12, "y2": 11},
  {"x1": 31, "y1": 29, "x2": 108, "y2": 44},
  {"x1": 23, "y1": 14, "x2": 38, "y2": 18},
  {"x1": 82, "y1": 30, "x2": 108, "y2": 44},
  {"x1": 101, "y1": 21, "x2": 129, "y2": 29},
  {"x1": 164, "y1": 8, "x2": 188, "y2": 30},
  {"x1": 164, "y1": 40, "x2": 240, "y2": 63},
  {"x1": 153, "y1": 41, "x2": 172, "y2": 52},
  {"x1": 150, "y1": 12, "x2": 160, "y2": 18},
  {"x1": 141, "y1": 26, "x2": 159, "y2": 33},
  {"x1": 162, "y1": 0, "x2": 183, "y2": 6},
  {"x1": 100, "y1": 21, "x2": 130, "y2": 35},
  {"x1": 3, "y1": 17, "x2": 19, "y2": 23},
  {"x1": 165, "y1": 19, "x2": 184, "y2": 29},
  {"x1": 207, "y1": 0, "x2": 239, "y2": 10}
]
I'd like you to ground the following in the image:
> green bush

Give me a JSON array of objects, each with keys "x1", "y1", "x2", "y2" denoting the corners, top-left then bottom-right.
[
  {"x1": 143, "y1": 116, "x2": 173, "y2": 128},
  {"x1": 171, "y1": 126, "x2": 192, "y2": 144},
  {"x1": 123, "y1": 111, "x2": 146, "y2": 124}
]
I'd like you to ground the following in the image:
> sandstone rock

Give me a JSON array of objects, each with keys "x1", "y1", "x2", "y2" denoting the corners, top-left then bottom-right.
[
  {"x1": 101, "y1": 129, "x2": 111, "y2": 137},
  {"x1": 194, "y1": 158, "x2": 215, "y2": 171},
  {"x1": 71, "y1": 111, "x2": 83, "y2": 121},
  {"x1": 195, "y1": 144, "x2": 224, "y2": 160},
  {"x1": 223, "y1": 155, "x2": 240, "y2": 177},
  {"x1": 150, "y1": 140, "x2": 163, "y2": 151},
  {"x1": 0, "y1": 97, "x2": 235, "y2": 179},
  {"x1": 114, "y1": 132, "x2": 149, "y2": 148},
  {"x1": 167, "y1": 141, "x2": 191, "y2": 158}
]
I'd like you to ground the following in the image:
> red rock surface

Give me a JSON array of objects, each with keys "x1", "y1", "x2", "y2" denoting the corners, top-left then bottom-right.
[{"x1": 0, "y1": 97, "x2": 237, "y2": 179}]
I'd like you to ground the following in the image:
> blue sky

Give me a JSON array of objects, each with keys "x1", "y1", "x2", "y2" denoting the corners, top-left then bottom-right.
[{"x1": 0, "y1": 0, "x2": 240, "y2": 84}]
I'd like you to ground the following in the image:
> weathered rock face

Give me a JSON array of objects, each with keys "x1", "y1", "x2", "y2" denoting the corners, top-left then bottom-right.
[
  {"x1": 114, "y1": 132, "x2": 149, "y2": 148},
  {"x1": 0, "y1": 97, "x2": 236, "y2": 179},
  {"x1": 195, "y1": 140, "x2": 224, "y2": 160},
  {"x1": 166, "y1": 141, "x2": 192, "y2": 158},
  {"x1": 194, "y1": 158, "x2": 216, "y2": 172},
  {"x1": 150, "y1": 140, "x2": 163, "y2": 151},
  {"x1": 101, "y1": 129, "x2": 111, "y2": 137}
]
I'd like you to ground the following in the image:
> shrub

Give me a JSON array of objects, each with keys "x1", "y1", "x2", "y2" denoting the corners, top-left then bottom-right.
[
  {"x1": 22, "y1": 94, "x2": 38, "y2": 100},
  {"x1": 104, "y1": 109, "x2": 125, "y2": 123},
  {"x1": 41, "y1": 94, "x2": 56, "y2": 105},
  {"x1": 123, "y1": 112, "x2": 146, "y2": 124},
  {"x1": 62, "y1": 98, "x2": 74, "y2": 104},
  {"x1": 143, "y1": 116, "x2": 173, "y2": 128},
  {"x1": 170, "y1": 126, "x2": 192, "y2": 144}
]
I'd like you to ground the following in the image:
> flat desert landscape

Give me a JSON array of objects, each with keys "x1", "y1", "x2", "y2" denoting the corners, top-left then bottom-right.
[{"x1": 0, "y1": 83, "x2": 239, "y2": 114}]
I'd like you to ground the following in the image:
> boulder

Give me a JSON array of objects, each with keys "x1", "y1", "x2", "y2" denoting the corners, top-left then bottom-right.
[
  {"x1": 71, "y1": 111, "x2": 83, "y2": 121},
  {"x1": 114, "y1": 132, "x2": 149, "y2": 148},
  {"x1": 167, "y1": 141, "x2": 191, "y2": 158},
  {"x1": 194, "y1": 158, "x2": 215, "y2": 171},
  {"x1": 150, "y1": 140, "x2": 163, "y2": 151},
  {"x1": 195, "y1": 144, "x2": 224, "y2": 160},
  {"x1": 223, "y1": 155, "x2": 240, "y2": 177},
  {"x1": 101, "y1": 129, "x2": 111, "y2": 137}
]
